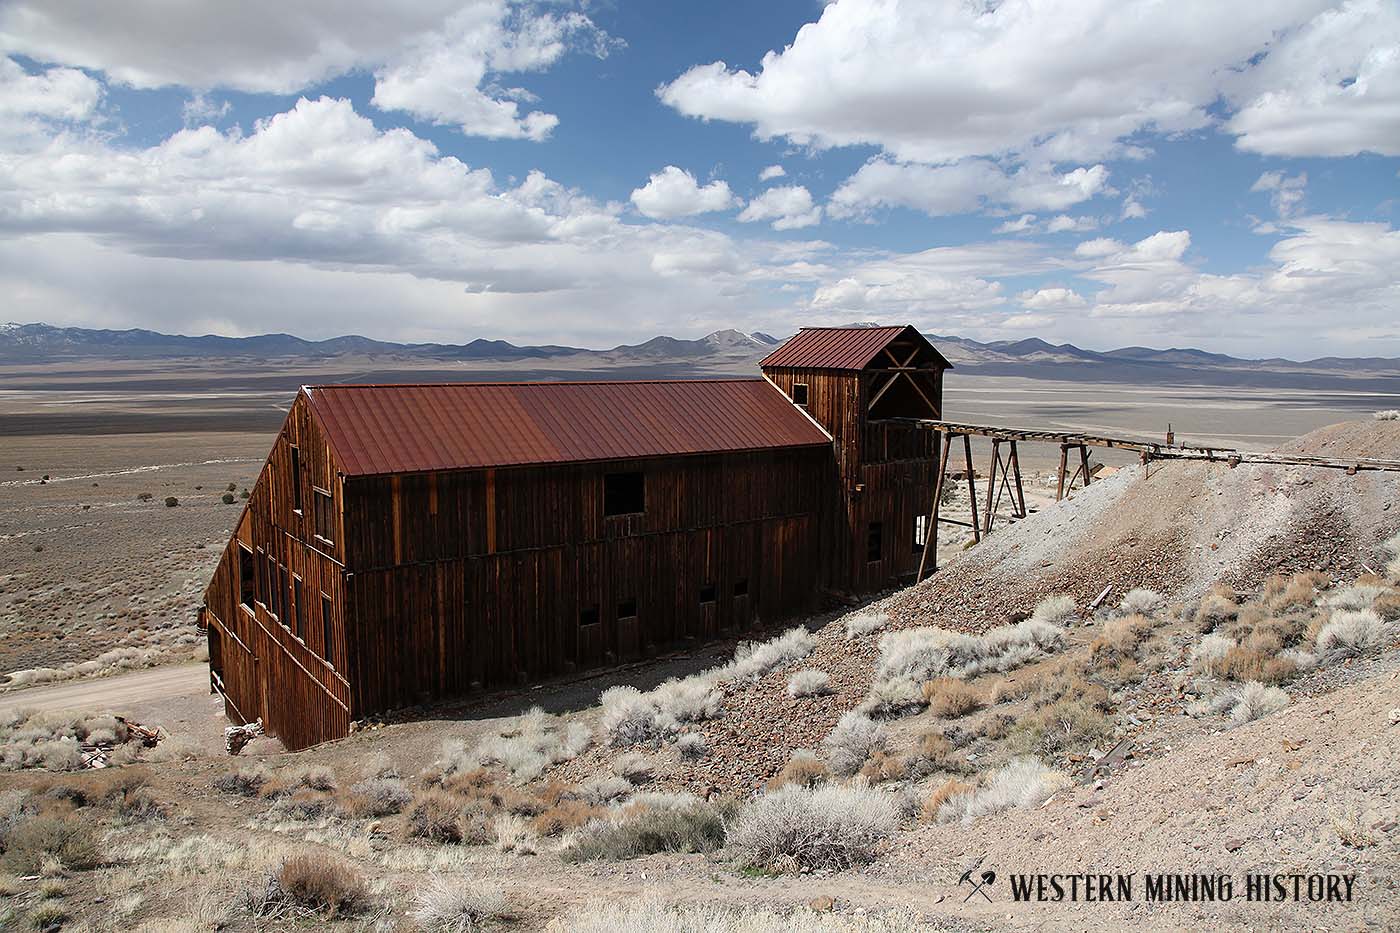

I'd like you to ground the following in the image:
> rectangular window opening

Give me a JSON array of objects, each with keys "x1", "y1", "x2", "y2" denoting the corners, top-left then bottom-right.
[
  {"x1": 617, "y1": 598, "x2": 637, "y2": 619},
  {"x1": 290, "y1": 444, "x2": 303, "y2": 513},
  {"x1": 792, "y1": 382, "x2": 809, "y2": 406},
  {"x1": 313, "y1": 487, "x2": 335, "y2": 544},
  {"x1": 913, "y1": 514, "x2": 927, "y2": 552},
  {"x1": 867, "y1": 522, "x2": 883, "y2": 563},
  {"x1": 293, "y1": 576, "x2": 305, "y2": 639},
  {"x1": 579, "y1": 605, "x2": 600, "y2": 627},
  {"x1": 238, "y1": 545, "x2": 255, "y2": 611},
  {"x1": 733, "y1": 578, "x2": 749, "y2": 598},
  {"x1": 320, "y1": 593, "x2": 335, "y2": 668},
  {"x1": 603, "y1": 472, "x2": 645, "y2": 516},
  {"x1": 699, "y1": 583, "x2": 717, "y2": 604}
]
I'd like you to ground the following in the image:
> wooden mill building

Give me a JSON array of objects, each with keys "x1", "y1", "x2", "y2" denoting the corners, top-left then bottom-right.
[{"x1": 201, "y1": 325, "x2": 950, "y2": 748}]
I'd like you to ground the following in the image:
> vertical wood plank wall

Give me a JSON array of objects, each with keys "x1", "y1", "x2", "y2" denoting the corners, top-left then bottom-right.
[
  {"x1": 341, "y1": 448, "x2": 829, "y2": 716},
  {"x1": 764, "y1": 366, "x2": 939, "y2": 592},
  {"x1": 202, "y1": 394, "x2": 351, "y2": 750}
]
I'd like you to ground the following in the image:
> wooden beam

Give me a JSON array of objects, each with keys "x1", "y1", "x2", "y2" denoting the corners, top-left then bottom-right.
[
  {"x1": 916, "y1": 432, "x2": 951, "y2": 581},
  {"x1": 963, "y1": 433, "x2": 980, "y2": 544}
]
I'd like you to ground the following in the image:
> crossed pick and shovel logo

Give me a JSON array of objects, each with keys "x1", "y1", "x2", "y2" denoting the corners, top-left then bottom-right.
[{"x1": 959, "y1": 866, "x2": 996, "y2": 903}]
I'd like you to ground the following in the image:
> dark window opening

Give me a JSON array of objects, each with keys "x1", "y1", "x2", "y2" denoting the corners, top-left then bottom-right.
[
  {"x1": 867, "y1": 522, "x2": 883, "y2": 563},
  {"x1": 313, "y1": 488, "x2": 335, "y2": 544},
  {"x1": 617, "y1": 598, "x2": 637, "y2": 619},
  {"x1": 238, "y1": 545, "x2": 255, "y2": 611},
  {"x1": 208, "y1": 625, "x2": 224, "y2": 684},
  {"x1": 290, "y1": 445, "x2": 303, "y2": 513},
  {"x1": 913, "y1": 515, "x2": 927, "y2": 553},
  {"x1": 699, "y1": 583, "x2": 717, "y2": 604},
  {"x1": 792, "y1": 382, "x2": 809, "y2": 406},
  {"x1": 265, "y1": 554, "x2": 282, "y2": 620},
  {"x1": 580, "y1": 605, "x2": 600, "y2": 627},
  {"x1": 293, "y1": 576, "x2": 305, "y2": 639},
  {"x1": 321, "y1": 593, "x2": 335, "y2": 668},
  {"x1": 733, "y1": 578, "x2": 749, "y2": 597},
  {"x1": 603, "y1": 472, "x2": 645, "y2": 516}
]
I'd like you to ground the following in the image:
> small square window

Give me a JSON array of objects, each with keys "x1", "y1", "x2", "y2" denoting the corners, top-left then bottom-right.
[
  {"x1": 580, "y1": 605, "x2": 601, "y2": 627},
  {"x1": 867, "y1": 522, "x2": 883, "y2": 563},
  {"x1": 733, "y1": 578, "x2": 749, "y2": 597},
  {"x1": 792, "y1": 383, "x2": 809, "y2": 406},
  {"x1": 603, "y1": 472, "x2": 645, "y2": 516},
  {"x1": 699, "y1": 583, "x2": 716, "y2": 604},
  {"x1": 618, "y1": 598, "x2": 637, "y2": 619}
]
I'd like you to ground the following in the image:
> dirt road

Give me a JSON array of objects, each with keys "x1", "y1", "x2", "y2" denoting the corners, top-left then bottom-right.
[{"x1": 0, "y1": 662, "x2": 208, "y2": 716}]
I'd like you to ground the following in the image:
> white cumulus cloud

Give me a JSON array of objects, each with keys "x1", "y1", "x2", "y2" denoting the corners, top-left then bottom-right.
[
  {"x1": 738, "y1": 185, "x2": 822, "y2": 230},
  {"x1": 630, "y1": 166, "x2": 740, "y2": 220}
]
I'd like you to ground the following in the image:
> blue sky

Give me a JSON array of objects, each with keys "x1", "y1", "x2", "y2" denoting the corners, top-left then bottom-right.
[{"x1": 0, "y1": 0, "x2": 1397, "y2": 357}]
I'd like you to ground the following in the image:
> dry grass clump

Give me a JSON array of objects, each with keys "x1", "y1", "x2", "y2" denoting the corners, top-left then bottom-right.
[
  {"x1": 438, "y1": 707, "x2": 591, "y2": 783},
  {"x1": 978, "y1": 713, "x2": 1015, "y2": 740},
  {"x1": 1264, "y1": 572, "x2": 1328, "y2": 613},
  {"x1": 1116, "y1": 588, "x2": 1164, "y2": 617},
  {"x1": 921, "y1": 677, "x2": 983, "y2": 718},
  {"x1": 244, "y1": 852, "x2": 369, "y2": 920},
  {"x1": 907, "y1": 730, "x2": 960, "y2": 776},
  {"x1": 675, "y1": 732, "x2": 708, "y2": 759},
  {"x1": 411, "y1": 879, "x2": 509, "y2": 932},
  {"x1": 729, "y1": 783, "x2": 898, "y2": 872},
  {"x1": 1195, "y1": 681, "x2": 1290, "y2": 725},
  {"x1": 293, "y1": 765, "x2": 336, "y2": 792},
  {"x1": 1, "y1": 810, "x2": 101, "y2": 873},
  {"x1": 598, "y1": 628, "x2": 817, "y2": 747},
  {"x1": 343, "y1": 777, "x2": 412, "y2": 818},
  {"x1": 821, "y1": 711, "x2": 886, "y2": 777},
  {"x1": 573, "y1": 775, "x2": 633, "y2": 806},
  {"x1": 531, "y1": 798, "x2": 603, "y2": 837},
  {"x1": 562, "y1": 793, "x2": 728, "y2": 862},
  {"x1": 599, "y1": 680, "x2": 720, "y2": 748},
  {"x1": 554, "y1": 899, "x2": 927, "y2": 932},
  {"x1": 1008, "y1": 674, "x2": 1114, "y2": 762},
  {"x1": 844, "y1": 611, "x2": 889, "y2": 640},
  {"x1": 213, "y1": 766, "x2": 268, "y2": 797},
  {"x1": 1315, "y1": 609, "x2": 1390, "y2": 662},
  {"x1": 786, "y1": 669, "x2": 831, "y2": 698},
  {"x1": 1192, "y1": 625, "x2": 1299, "y2": 684},
  {"x1": 767, "y1": 750, "x2": 829, "y2": 790},
  {"x1": 610, "y1": 751, "x2": 654, "y2": 784},
  {"x1": 866, "y1": 598, "x2": 1069, "y2": 713},
  {"x1": 1089, "y1": 613, "x2": 1155, "y2": 664},
  {"x1": 935, "y1": 757, "x2": 1071, "y2": 824},
  {"x1": 919, "y1": 778, "x2": 973, "y2": 822},
  {"x1": 103, "y1": 772, "x2": 166, "y2": 822},
  {"x1": 1195, "y1": 584, "x2": 1240, "y2": 633},
  {"x1": 858, "y1": 750, "x2": 909, "y2": 784},
  {"x1": 407, "y1": 791, "x2": 474, "y2": 845}
]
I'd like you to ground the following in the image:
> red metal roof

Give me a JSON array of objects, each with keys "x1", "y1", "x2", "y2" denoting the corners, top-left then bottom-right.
[
  {"x1": 305, "y1": 379, "x2": 832, "y2": 476},
  {"x1": 759, "y1": 325, "x2": 951, "y2": 371}
]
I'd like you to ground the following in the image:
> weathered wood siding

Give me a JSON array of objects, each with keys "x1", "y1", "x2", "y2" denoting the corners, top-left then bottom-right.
[
  {"x1": 764, "y1": 366, "x2": 940, "y2": 592},
  {"x1": 201, "y1": 393, "x2": 352, "y2": 749},
  {"x1": 340, "y1": 448, "x2": 829, "y2": 716}
]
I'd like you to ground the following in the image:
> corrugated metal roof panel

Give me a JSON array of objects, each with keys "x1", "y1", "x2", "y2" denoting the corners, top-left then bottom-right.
[
  {"x1": 759, "y1": 325, "x2": 951, "y2": 371},
  {"x1": 305, "y1": 379, "x2": 832, "y2": 476}
]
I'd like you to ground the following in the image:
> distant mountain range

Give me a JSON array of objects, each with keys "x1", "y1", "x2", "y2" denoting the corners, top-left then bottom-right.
[{"x1": 3, "y1": 321, "x2": 1399, "y2": 391}]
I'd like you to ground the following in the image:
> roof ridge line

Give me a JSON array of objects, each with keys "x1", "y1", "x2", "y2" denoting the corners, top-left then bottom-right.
[{"x1": 305, "y1": 377, "x2": 767, "y2": 390}]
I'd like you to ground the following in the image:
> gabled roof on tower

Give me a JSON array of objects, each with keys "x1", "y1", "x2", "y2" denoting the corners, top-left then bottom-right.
[{"x1": 759, "y1": 325, "x2": 952, "y2": 371}]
